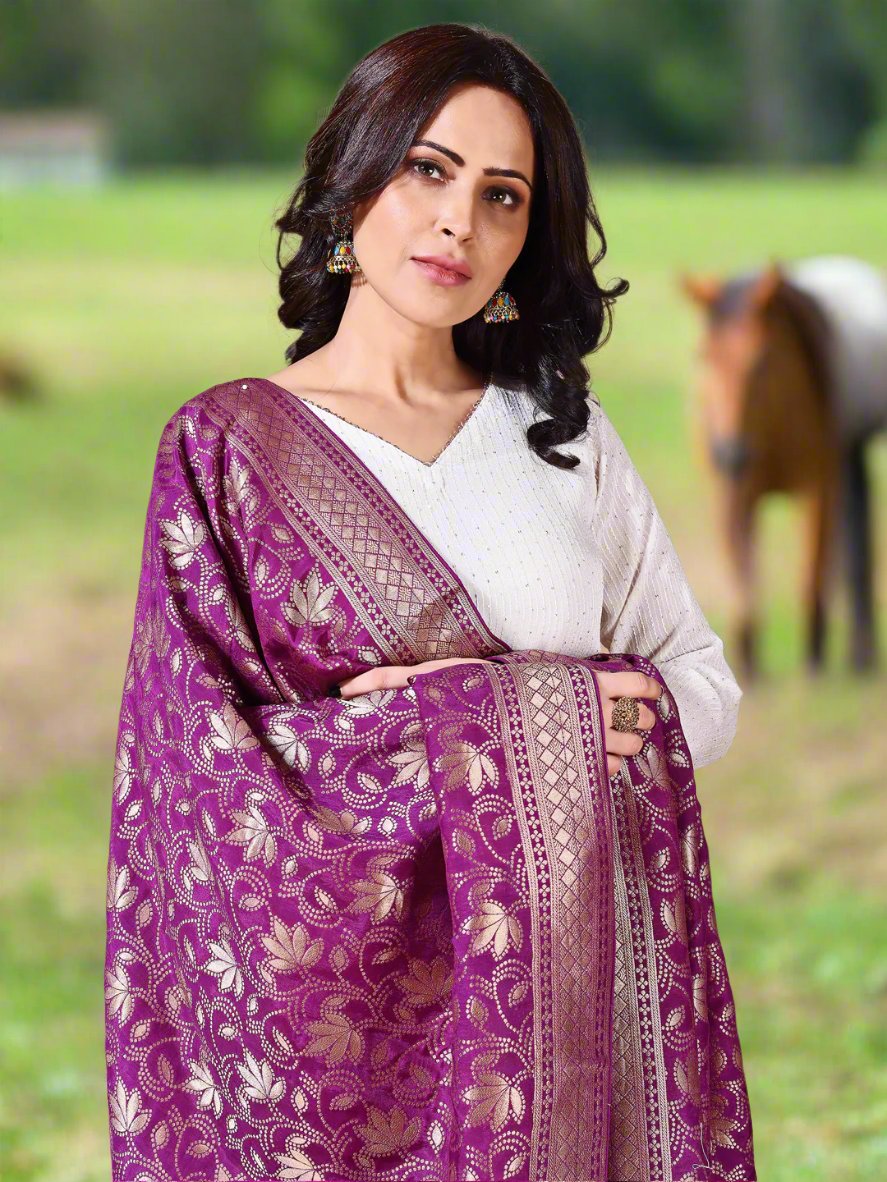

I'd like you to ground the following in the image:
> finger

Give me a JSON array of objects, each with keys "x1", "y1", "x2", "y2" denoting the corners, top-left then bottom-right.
[
  {"x1": 634, "y1": 701, "x2": 658, "y2": 730},
  {"x1": 605, "y1": 728, "x2": 646, "y2": 758},
  {"x1": 598, "y1": 668, "x2": 663, "y2": 702},
  {"x1": 337, "y1": 665, "x2": 407, "y2": 699},
  {"x1": 608, "y1": 753, "x2": 628, "y2": 778}
]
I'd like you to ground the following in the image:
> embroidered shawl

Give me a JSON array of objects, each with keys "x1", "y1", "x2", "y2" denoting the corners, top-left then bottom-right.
[{"x1": 104, "y1": 377, "x2": 756, "y2": 1181}]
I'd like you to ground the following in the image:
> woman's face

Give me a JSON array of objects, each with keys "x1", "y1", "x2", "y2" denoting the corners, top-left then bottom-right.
[{"x1": 352, "y1": 83, "x2": 535, "y2": 328}]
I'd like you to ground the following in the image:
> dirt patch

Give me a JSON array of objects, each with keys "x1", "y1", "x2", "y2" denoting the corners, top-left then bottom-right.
[{"x1": 0, "y1": 583, "x2": 134, "y2": 794}]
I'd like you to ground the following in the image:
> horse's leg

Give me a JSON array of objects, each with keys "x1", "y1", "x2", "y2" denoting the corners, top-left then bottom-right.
[
  {"x1": 840, "y1": 434, "x2": 879, "y2": 672},
  {"x1": 801, "y1": 477, "x2": 836, "y2": 676},
  {"x1": 724, "y1": 495, "x2": 760, "y2": 681}
]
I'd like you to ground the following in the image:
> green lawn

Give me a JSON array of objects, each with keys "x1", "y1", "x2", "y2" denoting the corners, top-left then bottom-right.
[{"x1": 1, "y1": 167, "x2": 885, "y2": 1181}]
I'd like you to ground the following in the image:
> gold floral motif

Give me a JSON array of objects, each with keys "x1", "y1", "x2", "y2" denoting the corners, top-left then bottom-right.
[
  {"x1": 465, "y1": 1064, "x2": 525, "y2": 1130},
  {"x1": 204, "y1": 938, "x2": 244, "y2": 997},
  {"x1": 159, "y1": 509, "x2": 206, "y2": 569},
  {"x1": 108, "y1": 1080, "x2": 150, "y2": 1135},
  {"x1": 224, "y1": 802, "x2": 277, "y2": 863},
  {"x1": 275, "y1": 1137, "x2": 322, "y2": 1181},
  {"x1": 348, "y1": 860, "x2": 405, "y2": 922},
  {"x1": 397, "y1": 956, "x2": 453, "y2": 1006},
  {"x1": 185, "y1": 1060, "x2": 222, "y2": 1116},
  {"x1": 435, "y1": 736, "x2": 498, "y2": 794},
  {"x1": 465, "y1": 898, "x2": 523, "y2": 959},
  {"x1": 261, "y1": 917, "x2": 324, "y2": 973},
  {"x1": 304, "y1": 1009, "x2": 364, "y2": 1064},
  {"x1": 357, "y1": 1106, "x2": 422, "y2": 1156},
  {"x1": 236, "y1": 1050, "x2": 285, "y2": 1103},
  {"x1": 104, "y1": 962, "x2": 133, "y2": 1023},
  {"x1": 283, "y1": 567, "x2": 339, "y2": 626}
]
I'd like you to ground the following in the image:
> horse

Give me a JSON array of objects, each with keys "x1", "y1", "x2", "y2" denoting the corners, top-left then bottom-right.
[{"x1": 680, "y1": 255, "x2": 887, "y2": 680}]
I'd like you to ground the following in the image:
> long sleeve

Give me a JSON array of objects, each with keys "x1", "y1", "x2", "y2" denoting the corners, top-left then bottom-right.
[{"x1": 589, "y1": 399, "x2": 743, "y2": 768}]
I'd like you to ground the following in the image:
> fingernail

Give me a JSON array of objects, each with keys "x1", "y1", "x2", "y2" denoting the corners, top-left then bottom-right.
[{"x1": 406, "y1": 675, "x2": 416, "y2": 686}]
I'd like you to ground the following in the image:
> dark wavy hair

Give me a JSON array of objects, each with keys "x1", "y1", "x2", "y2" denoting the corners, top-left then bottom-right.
[{"x1": 273, "y1": 22, "x2": 629, "y2": 469}]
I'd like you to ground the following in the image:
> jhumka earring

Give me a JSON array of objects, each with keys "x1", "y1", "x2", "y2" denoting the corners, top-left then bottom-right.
[
  {"x1": 483, "y1": 282, "x2": 520, "y2": 323},
  {"x1": 325, "y1": 209, "x2": 362, "y2": 274}
]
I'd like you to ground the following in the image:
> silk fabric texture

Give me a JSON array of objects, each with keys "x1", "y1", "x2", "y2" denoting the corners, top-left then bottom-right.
[{"x1": 105, "y1": 377, "x2": 756, "y2": 1181}]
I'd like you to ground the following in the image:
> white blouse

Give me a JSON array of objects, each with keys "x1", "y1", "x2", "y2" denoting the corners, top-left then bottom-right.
[{"x1": 295, "y1": 379, "x2": 743, "y2": 769}]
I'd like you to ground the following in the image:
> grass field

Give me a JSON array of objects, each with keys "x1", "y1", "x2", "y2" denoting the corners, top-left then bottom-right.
[{"x1": 1, "y1": 168, "x2": 886, "y2": 1181}]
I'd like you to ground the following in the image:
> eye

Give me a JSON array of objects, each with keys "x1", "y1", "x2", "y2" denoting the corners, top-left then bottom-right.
[
  {"x1": 410, "y1": 157, "x2": 446, "y2": 181},
  {"x1": 487, "y1": 186, "x2": 521, "y2": 208},
  {"x1": 409, "y1": 158, "x2": 522, "y2": 208}
]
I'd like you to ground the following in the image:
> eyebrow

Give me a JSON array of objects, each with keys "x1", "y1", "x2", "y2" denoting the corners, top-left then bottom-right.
[{"x1": 411, "y1": 138, "x2": 534, "y2": 192}]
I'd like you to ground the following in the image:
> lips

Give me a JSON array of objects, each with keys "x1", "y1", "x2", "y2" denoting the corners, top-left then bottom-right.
[{"x1": 412, "y1": 254, "x2": 472, "y2": 279}]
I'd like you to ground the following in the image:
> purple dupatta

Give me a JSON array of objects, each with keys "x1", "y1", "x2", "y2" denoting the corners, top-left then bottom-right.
[{"x1": 104, "y1": 377, "x2": 756, "y2": 1181}]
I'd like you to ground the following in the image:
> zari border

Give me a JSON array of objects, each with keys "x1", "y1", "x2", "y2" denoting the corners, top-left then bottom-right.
[
  {"x1": 609, "y1": 759, "x2": 672, "y2": 1180},
  {"x1": 487, "y1": 660, "x2": 615, "y2": 1181}
]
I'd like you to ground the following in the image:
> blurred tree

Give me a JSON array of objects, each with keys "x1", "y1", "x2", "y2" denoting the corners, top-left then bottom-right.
[
  {"x1": 731, "y1": 0, "x2": 875, "y2": 164},
  {"x1": 0, "y1": 0, "x2": 883, "y2": 169},
  {"x1": 87, "y1": 0, "x2": 266, "y2": 166},
  {"x1": 836, "y1": 0, "x2": 887, "y2": 164},
  {"x1": 510, "y1": 0, "x2": 742, "y2": 163},
  {"x1": 0, "y1": 0, "x2": 99, "y2": 106}
]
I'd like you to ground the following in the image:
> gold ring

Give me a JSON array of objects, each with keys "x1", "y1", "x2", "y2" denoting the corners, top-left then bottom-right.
[{"x1": 611, "y1": 695, "x2": 640, "y2": 733}]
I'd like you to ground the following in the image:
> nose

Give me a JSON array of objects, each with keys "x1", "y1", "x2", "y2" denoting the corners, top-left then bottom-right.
[
  {"x1": 436, "y1": 188, "x2": 476, "y2": 241},
  {"x1": 710, "y1": 435, "x2": 751, "y2": 478}
]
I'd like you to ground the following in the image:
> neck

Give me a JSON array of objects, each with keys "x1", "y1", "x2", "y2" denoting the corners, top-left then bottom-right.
[{"x1": 319, "y1": 279, "x2": 483, "y2": 403}]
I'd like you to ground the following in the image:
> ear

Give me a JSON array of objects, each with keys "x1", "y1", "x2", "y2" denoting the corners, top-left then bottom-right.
[
  {"x1": 748, "y1": 257, "x2": 783, "y2": 311},
  {"x1": 677, "y1": 271, "x2": 723, "y2": 308}
]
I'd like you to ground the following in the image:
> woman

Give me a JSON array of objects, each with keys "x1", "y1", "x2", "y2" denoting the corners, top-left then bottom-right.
[{"x1": 105, "y1": 23, "x2": 755, "y2": 1182}]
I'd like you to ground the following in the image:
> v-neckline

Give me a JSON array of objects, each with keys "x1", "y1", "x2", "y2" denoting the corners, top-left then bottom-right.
[
  {"x1": 244, "y1": 375, "x2": 513, "y2": 658},
  {"x1": 257, "y1": 375, "x2": 493, "y2": 468}
]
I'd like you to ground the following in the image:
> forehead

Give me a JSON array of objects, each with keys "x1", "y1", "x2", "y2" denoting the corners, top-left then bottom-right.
[{"x1": 418, "y1": 84, "x2": 535, "y2": 174}]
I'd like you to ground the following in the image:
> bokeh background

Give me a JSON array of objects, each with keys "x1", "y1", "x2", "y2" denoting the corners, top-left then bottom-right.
[{"x1": 1, "y1": 3, "x2": 886, "y2": 1180}]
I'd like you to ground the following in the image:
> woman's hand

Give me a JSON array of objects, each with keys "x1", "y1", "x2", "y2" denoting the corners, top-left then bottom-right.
[
  {"x1": 592, "y1": 668, "x2": 662, "y2": 778},
  {"x1": 331, "y1": 657, "x2": 493, "y2": 699},
  {"x1": 331, "y1": 661, "x2": 661, "y2": 781}
]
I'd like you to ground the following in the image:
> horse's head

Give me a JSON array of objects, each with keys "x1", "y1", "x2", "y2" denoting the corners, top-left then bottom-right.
[{"x1": 679, "y1": 262, "x2": 784, "y2": 481}]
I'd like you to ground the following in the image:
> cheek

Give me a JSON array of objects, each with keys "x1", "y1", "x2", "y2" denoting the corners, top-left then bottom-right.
[
  {"x1": 357, "y1": 184, "x2": 423, "y2": 247},
  {"x1": 487, "y1": 212, "x2": 530, "y2": 264}
]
